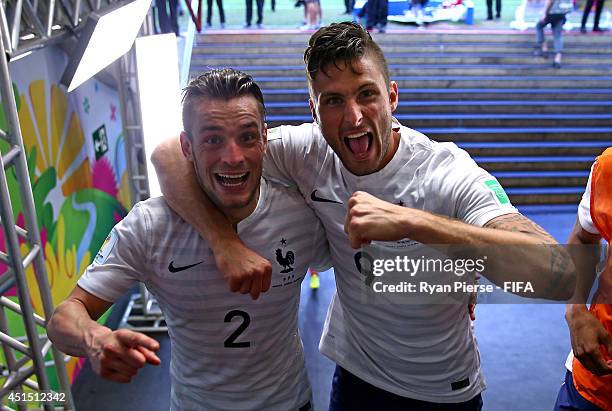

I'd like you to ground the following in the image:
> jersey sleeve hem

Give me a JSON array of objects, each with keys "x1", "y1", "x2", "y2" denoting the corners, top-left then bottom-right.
[
  {"x1": 578, "y1": 167, "x2": 598, "y2": 235},
  {"x1": 76, "y1": 278, "x2": 122, "y2": 304},
  {"x1": 471, "y1": 208, "x2": 519, "y2": 228},
  {"x1": 578, "y1": 216, "x2": 600, "y2": 235}
]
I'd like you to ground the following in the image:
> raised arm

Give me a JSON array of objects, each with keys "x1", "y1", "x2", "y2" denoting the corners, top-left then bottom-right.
[
  {"x1": 151, "y1": 137, "x2": 272, "y2": 299},
  {"x1": 47, "y1": 286, "x2": 161, "y2": 383},
  {"x1": 344, "y1": 191, "x2": 576, "y2": 299}
]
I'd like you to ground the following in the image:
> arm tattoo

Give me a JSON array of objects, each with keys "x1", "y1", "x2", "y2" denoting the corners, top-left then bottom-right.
[
  {"x1": 484, "y1": 214, "x2": 556, "y2": 244},
  {"x1": 486, "y1": 214, "x2": 573, "y2": 298},
  {"x1": 543, "y1": 244, "x2": 572, "y2": 298}
]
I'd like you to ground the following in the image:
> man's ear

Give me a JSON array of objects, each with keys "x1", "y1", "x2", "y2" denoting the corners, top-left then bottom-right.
[
  {"x1": 309, "y1": 99, "x2": 318, "y2": 124},
  {"x1": 389, "y1": 81, "x2": 399, "y2": 112},
  {"x1": 179, "y1": 131, "x2": 194, "y2": 161},
  {"x1": 262, "y1": 123, "x2": 268, "y2": 153}
]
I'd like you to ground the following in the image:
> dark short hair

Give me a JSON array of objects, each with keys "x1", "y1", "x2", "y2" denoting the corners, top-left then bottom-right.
[
  {"x1": 304, "y1": 22, "x2": 389, "y2": 86},
  {"x1": 182, "y1": 68, "x2": 266, "y2": 135}
]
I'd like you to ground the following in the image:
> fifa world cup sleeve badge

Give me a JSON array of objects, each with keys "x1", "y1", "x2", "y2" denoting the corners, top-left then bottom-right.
[{"x1": 94, "y1": 228, "x2": 118, "y2": 265}]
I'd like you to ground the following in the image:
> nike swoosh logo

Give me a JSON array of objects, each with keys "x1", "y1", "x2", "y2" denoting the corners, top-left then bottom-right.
[
  {"x1": 168, "y1": 260, "x2": 203, "y2": 273},
  {"x1": 311, "y1": 190, "x2": 342, "y2": 204}
]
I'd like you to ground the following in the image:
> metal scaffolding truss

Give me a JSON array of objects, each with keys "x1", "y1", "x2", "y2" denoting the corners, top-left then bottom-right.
[
  {"x1": 0, "y1": 0, "x2": 126, "y2": 58},
  {"x1": 116, "y1": 43, "x2": 151, "y2": 205},
  {"x1": 0, "y1": 1, "x2": 163, "y2": 409},
  {"x1": 0, "y1": 2, "x2": 165, "y2": 406},
  {"x1": 0, "y1": 18, "x2": 74, "y2": 411},
  {"x1": 114, "y1": 22, "x2": 169, "y2": 333}
]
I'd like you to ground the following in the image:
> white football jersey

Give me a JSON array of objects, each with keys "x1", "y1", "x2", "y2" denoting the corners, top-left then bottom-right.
[
  {"x1": 78, "y1": 179, "x2": 331, "y2": 411},
  {"x1": 578, "y1": 165, "x2": 598, "y2": 235},
  {"x1": 263, "y1": 121, "x2": 518, "y2": 403}
]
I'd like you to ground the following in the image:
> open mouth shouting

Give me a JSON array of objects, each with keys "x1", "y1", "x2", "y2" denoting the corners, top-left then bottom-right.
[{"x1": 344, "y1": 131, "x2": 374, "y2": 160}]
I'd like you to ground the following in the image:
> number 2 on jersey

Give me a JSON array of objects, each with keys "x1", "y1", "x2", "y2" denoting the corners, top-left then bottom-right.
[{"x1": 224, "y1": 310, "x2": 251, "y2": 348}]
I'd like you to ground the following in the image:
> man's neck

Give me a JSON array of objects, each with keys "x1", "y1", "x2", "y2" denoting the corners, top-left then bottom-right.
[
  {"x1": 226, "y1": 187, "x2": 261, "y2": 228},
  {"x1": 374, "y1": 129, "x2": 401, "y2": 174}
]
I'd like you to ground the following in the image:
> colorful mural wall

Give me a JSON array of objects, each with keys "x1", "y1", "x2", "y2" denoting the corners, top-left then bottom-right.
[{"x1": 0, "y1": 45, "x2": 132, "y2": 390}]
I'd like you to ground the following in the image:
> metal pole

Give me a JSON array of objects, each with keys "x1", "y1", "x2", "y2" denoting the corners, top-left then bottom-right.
[
  {"x1": 143, "y1": 9, "x2": 155, "y2": 36},
  {"x1": 0, "y1": 32, "x2": 53, "y2": 411},
  {"x1": 46, "y1": 0, "x2": 56, "y2": 36},
  {"x1": 127, "y1": 45, "x2": 150, "y2": 201},
  {"x1": 0, "y1": 132, "x2": 53, "y2": 411},
  {"x1": 10, "y1": 0, "x2": 23, "y2": 51},
  {"x1": 72, "y1": 0, "x2": 81, "y2": 27},
  {"x1": 22, "y1": 0, "x2": 46, "y2": 38},
  {"x1": 0, "y1": 1, "x2": 11, "y2": 55},
  {"x1": 0, "y1": 309, "x2": 26, "y2": 411},
  {"x1": 0, "y1": 27, "x2": 74, "y2": 410},
  {"x1": 115, "y1": 56, "x2": 140, "y2": 206}
]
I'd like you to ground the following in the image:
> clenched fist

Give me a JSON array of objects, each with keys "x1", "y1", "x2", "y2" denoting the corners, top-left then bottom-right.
[
  {"x1": 215, "y1": 240, "x2": 273, "y2": 300},
  {"x1": 344, "y1": 191, "x2": 415, "y2": 249}
]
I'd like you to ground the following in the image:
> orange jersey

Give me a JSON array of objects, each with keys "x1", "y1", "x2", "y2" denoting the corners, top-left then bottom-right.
[{"x1": 572, "y1": 147, "x2": 612, "y2": 410}]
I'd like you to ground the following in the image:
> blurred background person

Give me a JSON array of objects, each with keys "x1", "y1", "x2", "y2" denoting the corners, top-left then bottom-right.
[
  {"x1": 534, "y1": 0, "x2": 573, "y2": 68},
  {"x1": 155, "y1": 0, "x2": 179, "y2": 35},
  {"x1": 411, "y1": 0, "x2": 427, "y2": 27},
  {"x1": 309, "y1": 268, "x2": 320, "y2": 289},
  {"x1": 206, "y1": 0, "x2": 226, "y2": 28},
  {"x1": 365, "y1": 0, "x2": 388, "y2": 32},
  {"x1": 301, "y1": 0, "x2": 323, "y2": 29},
  {"x1": 345, "y1": 0, "x2": 356, "y2": 14},
  {"x1": 487, "y1": 0, "x2": 501, "y2": 19},
  {"x1": 580, "y1": 0, "x2": 609, "y2": 32},
  {"x1": 245, "y1": 0, "x2": 265, "y2": 28}
]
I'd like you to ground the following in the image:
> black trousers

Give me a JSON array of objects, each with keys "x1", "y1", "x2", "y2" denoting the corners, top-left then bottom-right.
[
  {"x1": 246, "y1": 0, "x2": 264, "y2": 25},
  {"x1": 207, "y1": 0, "x2": 225, "y2": 24},
  {"x1": 365, "y1": 0, "x2": 388, "y2": 28},
  {"x1": 486, "y1": 0, "x2": 501, "y2": 18},
  {"x1": 581, "y1": 0, "x2": 606, "y2": 29},
  {"x1": 155, "y1": 0, "x2": 179, "y2": 35},
  {"x1": 344, "y1": 0, "x2": 355, "y2": 13}
]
